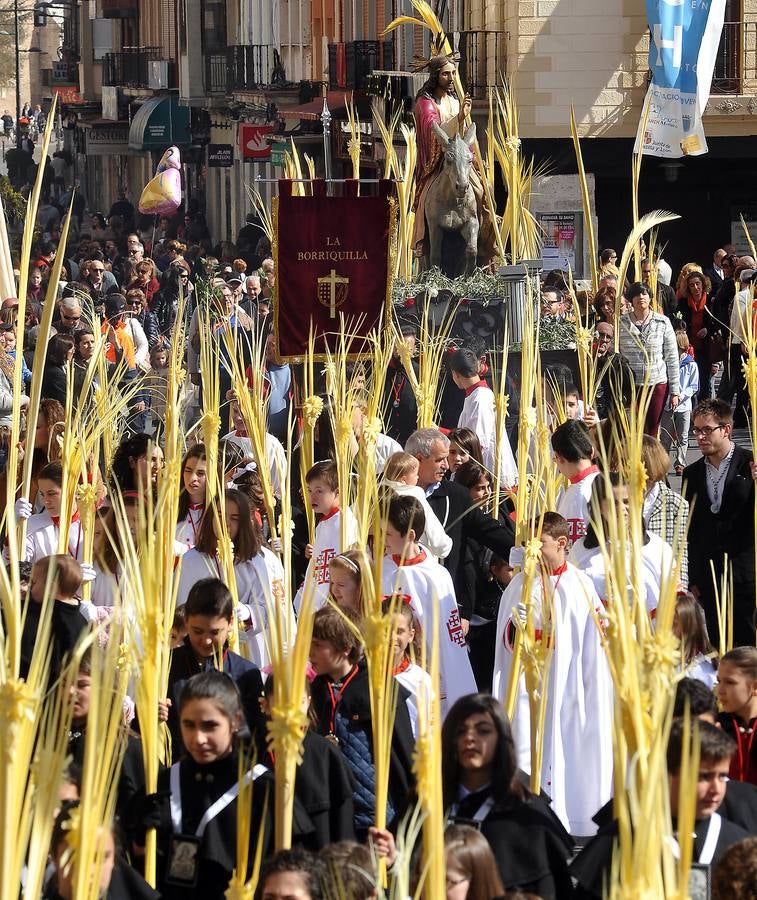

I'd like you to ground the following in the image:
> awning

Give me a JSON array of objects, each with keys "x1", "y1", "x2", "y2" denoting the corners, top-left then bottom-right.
[
  {"x1": 128, "y1": 96, "x2": 191, "y2": 151},
  {"x1": 279, "y1": 90, "x2": 372, "y2": 121}
]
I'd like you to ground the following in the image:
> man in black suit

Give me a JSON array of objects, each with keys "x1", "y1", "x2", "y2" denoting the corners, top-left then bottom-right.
[
  {"x1": 404, "y1": 427, "x2": 515, "y2": 630},
  {"x1": 682, "y1": 399, "x2": 756, "y2": 646},
  {"x1": 704, "y1": 248, "x2": 726, "y2": 293}
]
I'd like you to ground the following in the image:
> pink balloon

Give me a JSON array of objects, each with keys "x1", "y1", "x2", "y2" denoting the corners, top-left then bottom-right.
[{"x1": 138, "y1": 146, "x2": 182, "y2": 216}]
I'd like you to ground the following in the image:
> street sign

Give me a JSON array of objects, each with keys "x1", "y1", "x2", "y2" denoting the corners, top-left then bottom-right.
[
  {"x1": 208, "y1": 144, "x2": 233, "y2": 167},
  {"x1": 271, "y1": 141, "x2": 287, "y2": 167},
  {"x1": 239, "y1": 123, "x2": 274, "y2": 159}
]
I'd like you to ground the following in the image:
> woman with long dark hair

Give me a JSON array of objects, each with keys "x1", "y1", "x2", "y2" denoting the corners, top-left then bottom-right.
[{"x1": 441, "y1": 693, "x2": 574, "y2": 898}]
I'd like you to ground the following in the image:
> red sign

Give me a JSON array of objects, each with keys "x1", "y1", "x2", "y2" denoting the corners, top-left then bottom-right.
[
  {"x1": 52, "y1": 85, "x2": 85, "y2": 105},
  {"x1": 239, "y1": 123, "x2": 275, "y2": 159},
  {"x1": 274, "y1": 180, "x2": 395, "y2": 361}
]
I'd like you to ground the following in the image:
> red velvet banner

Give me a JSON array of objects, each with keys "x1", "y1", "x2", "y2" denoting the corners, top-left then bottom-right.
[{"x1": 273, "y1": 180, "x2": 395, "y2": 361}]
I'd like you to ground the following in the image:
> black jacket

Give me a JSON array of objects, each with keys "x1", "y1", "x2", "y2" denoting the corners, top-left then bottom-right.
[
  {"x1": 451, "y1": 785, "x2": 574, "y2": 899},
  {"x1": 683, "y1": 444, "x2": 755, "y2": 589},
  {"x1": 164, "y1": 641, "x2": 264, "y2": 762},
  {"x1": 426, "y1": 479, "x2": 515, "y2": 620},
  {"x1": 310, "y1": 660, "x2": 416, "y2": 828},
  {"x1": 383, "y1": 357, "x2": 418, "y2": 445}
]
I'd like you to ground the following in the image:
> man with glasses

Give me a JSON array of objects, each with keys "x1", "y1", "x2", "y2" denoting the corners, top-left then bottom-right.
[
  {"x1": 683, "y1": 398, "x2": 756, "y2": 646},
  {"x1": 52, "y1": 297, "x2": 83, "y2": 336},
  {"x1": 85, "y1": 254, "x2": 118, "y2": 296},
  {"x1": 592, "y1": 321, "x2": 634, "y2": 421},
  {"x1": 541, "y1": 288, "x2": 567, "y2": 319}
]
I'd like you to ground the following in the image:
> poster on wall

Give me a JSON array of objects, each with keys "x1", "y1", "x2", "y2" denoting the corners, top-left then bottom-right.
[{"x1": 538, "y1": 212, "x2": 583, "y2": 277}]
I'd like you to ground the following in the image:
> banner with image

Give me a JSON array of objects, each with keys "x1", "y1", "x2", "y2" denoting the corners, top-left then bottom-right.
[{"x1": 635, "y1": 0, "x2": 726, "y2": 159}]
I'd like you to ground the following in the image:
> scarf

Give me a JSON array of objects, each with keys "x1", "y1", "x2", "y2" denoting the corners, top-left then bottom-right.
[{"x1": 687, "y1": 293, "x2": 708, "y2": 347}]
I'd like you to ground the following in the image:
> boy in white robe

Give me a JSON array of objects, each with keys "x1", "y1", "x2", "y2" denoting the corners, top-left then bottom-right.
[
  {"x1": 448, "y1": 347, "x2": 518, "y2": 487},
  {"x1": 552, "y1": 419, "x2": 599, "y2": 547},
  {"x1": 380, "y1": 494, "x2": 476, "y2": 715},
  {"x1": 294, "y1": 460, "x2": 358, "y2": 614},
  {"x1": 492, "y1": 512, "x2": 613, "y2": 836}
]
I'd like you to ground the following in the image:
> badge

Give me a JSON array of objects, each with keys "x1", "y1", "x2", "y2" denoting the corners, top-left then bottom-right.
[
  {"x1": 325, "y1": 733, "x2": 340, "y2": 745},
  {"x1": 393, "y1": 400, "x2": 400, "y2": 408},
  {"x1": 165, "y1": 834, "x2": 201, "y2": 887}
]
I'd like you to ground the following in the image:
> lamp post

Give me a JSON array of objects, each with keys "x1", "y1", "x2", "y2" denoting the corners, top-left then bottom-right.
[{"x1": 14, "y1": 0, "x2": 20, "y2": 150}]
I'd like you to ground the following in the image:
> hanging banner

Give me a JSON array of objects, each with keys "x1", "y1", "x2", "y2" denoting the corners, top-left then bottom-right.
[
  {"x1": 635, "y1": 0, "x2": 726, "y2": 159},
  {"x1": 274, "y1": 180, "x2": 396, "y2": 361},
  {"x1": 239, "y1": 123, "x2": 275, "y2": 159}
]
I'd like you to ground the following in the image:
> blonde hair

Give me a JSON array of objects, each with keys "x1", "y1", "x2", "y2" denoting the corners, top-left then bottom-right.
[
  {"x1": 329, "y1": 549, "x2": 370, "y2": 614},
  {"x1": 383, "y1": 451, "x2": 419, "y2": 482}
]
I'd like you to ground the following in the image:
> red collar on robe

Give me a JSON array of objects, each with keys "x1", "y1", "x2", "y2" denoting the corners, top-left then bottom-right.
[
  {"x1": 464, "y1": 380, "x2": 489, "y2": 397},
  {"x1": 551, "y1": 561, "x2": 568, "y2": 577},
  {"x1": 569, "y1": 465, "x2": 599, "y2": 485},
  {"x1": 320, "y1": 507, "x2": 340, "y2": 521},
  {"x1": 392, "y1": 548, "x2": 427, "y2": 567}
]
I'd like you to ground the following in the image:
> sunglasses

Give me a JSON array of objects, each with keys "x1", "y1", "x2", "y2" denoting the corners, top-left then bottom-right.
[{"x1": 90, "y1": 267, "x2": 104, "y2": 273}]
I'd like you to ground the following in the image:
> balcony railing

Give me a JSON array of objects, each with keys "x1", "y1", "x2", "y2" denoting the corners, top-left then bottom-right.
[
  {"x1": 227, "y1": 45, "x2": 276, "y2": 91},
  {"x1": 328, "y1": 40, "x2": 394, "y2": 90},
  {"x1": 102, "y1": 46, "x2": 161, "y2": 88},
  {"x1": 457, "y1": 30, "x2": 506, "y2": 100}
]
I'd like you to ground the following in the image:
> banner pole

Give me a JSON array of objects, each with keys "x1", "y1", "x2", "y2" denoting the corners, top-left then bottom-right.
[{"x1": 321, "y1": 98, "x2": 333, "y2": 195}]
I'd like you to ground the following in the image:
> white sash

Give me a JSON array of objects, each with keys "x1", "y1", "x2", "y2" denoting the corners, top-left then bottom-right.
[
  {"x1": 667, "y1": 813, "x2": 721, "y2": 865},
  {"x1": 169, "y1": 762, "x2": 267, "y2": 837},
  {"x1": 450, "y1": 794, "x2": 495, "y2": 823}
]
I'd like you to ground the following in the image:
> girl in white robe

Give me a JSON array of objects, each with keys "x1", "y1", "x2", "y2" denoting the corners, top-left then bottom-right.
[
  {"x1": 16, "y1": 461, "x2": 84, "y2": 564},
  {"x1": 175, "y1": 489, "x2": 287, "y2": 668},
  {"x1": 175, "y1": 444, "x2": 211, "y2": 554}
]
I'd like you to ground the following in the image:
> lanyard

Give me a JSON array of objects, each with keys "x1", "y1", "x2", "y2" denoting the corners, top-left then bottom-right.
[
  {"x1": 391, "y1": 374, "x2": 405, "y2": 408},
  {"x1": 169, "y1": 762, "x2": 267, "y2": 836},
  {"x1": 732, "y1": 717, "x2": 757, "y2": 781},
  {"x1": 327, "y1": 665, "x2": 359, "y2": 736},
  {"x1": 449, "y1": 794, "x2": 495, "y2": 823}
]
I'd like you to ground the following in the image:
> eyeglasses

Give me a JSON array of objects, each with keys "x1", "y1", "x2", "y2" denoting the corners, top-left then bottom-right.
[
  {"x1": 62, "y1": 314, "x2": 81, "y2": 322},
  {"x1": 126, "y1": 299, "x2": 141, "y2": 306},
  {"x1": 692, "y1": 424, "x2": 726, "y2": 437}
]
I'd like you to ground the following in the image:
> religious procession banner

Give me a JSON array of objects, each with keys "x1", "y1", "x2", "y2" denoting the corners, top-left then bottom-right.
[
  {"x1": 273, "y1": 179, "x2": 396, "y2": 361},
  {"x1": 635, "y1": 0, "x2": 726, "y2": 158}
]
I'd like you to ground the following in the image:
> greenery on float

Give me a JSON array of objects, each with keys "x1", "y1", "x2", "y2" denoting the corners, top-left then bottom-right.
[{"x1": 391, "y1": 266, "x2": 510, "y2": 305}]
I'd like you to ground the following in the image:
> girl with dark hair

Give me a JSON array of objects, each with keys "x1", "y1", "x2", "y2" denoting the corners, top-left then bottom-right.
[
  {"x1": 674, "y1": 591, "x2": 717, "y2": 688},
  {"x1": 136, "y1": 670, "x2": 272, "y2": 897},
  {"x1": 447, "y1": 426, "x2": 484, "y2": 475},
  {"x1": 110, "y1": 432, "x2": 164, "y2": 494},
  {"x1": 569, "y1": 472, "x2": 677, "y2": 620},
  {"x1": 41, "y1": 333, "x2": 75, "y2": 405},
  {"x1": 441, "y1": 693, "x2": 574, "y2": 898},
  {"x1": 152, "y1": 266, "x2": 183, "y2": 336},
  {"x1": 175, "y1": 444, "x2": 212, "y2": 552},
  {"x1": 175, "y1": 490, "x2": 285, "y2": 668}
]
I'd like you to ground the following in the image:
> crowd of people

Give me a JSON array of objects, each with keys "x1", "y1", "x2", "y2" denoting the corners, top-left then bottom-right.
[{"x1": 6, "y1": 178, "x2": 757, "y2": 900}]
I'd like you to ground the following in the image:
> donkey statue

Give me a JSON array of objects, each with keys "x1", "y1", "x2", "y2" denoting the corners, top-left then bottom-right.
[{"x1": 424, "y1": 121, "x2": 479, "y2": 275}]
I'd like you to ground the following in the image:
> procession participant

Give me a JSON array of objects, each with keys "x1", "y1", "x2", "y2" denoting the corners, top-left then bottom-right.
[
  {"x1": 551, "y1": 419, "x2": 599, "y2": 547},
  {"x1": 441, "y1": 694, "x2": 574, "y2": 899},
  {"x1": 404, "y1": 428, "x2": 515, "y2": 627},
  {"x1": 383, "y1": 597, "x2": 432, "y2": 741},
  {"x1": 175, "y1": 490, "x2": 285, "y2": 668},
  {"x1": 491, "y1": 512, "x2": 612, "y2": 836},
  {"x1": 308, "y1": 605, "x2": 415, "y2": 839},
  {"x1": 221, "y1": 395, "x2": 287, "y2": 498},
  {"x1": 175, "y1": 445, "x2": 211, "y2": 553},
  {"x1": 138, "y1": 670, "x2": 271, "y2": 896},
  {"x1": 382, "y1": 320, "x2": 419, "y2": 446},
  {"x1": 294, "y1": 460, "x2": 358, "y2": 613},
  {"x1": 448, "y1": 347, "x2": 517, "y2": 488},
  {"x1": 159, "y1": 579, "x2": 264, "y2": 763},
  {"x1": 14, "y1": 461, "x2": 85, "y2": 565},
  {"x1": 446, "y1": 427, "x2": 483, "y2": 475},
  {"x1": 570, "y1": 472, "x2": 678, "y2": 621},
  {"x1": 328, "y1": 549, "x2": 368, "y2": 615},
  {"x1": 571, "y1": 722, "x2": 748, "y2": 899},
  {"x1": 380, "y1": 495, "x2": 477, "y2": 714},
  {"x1": 683, "y1": 399, "x2": 756, "y2": 647},
  {"x1": 716, "y1": 647, "x2": 757, "y2": 786}
]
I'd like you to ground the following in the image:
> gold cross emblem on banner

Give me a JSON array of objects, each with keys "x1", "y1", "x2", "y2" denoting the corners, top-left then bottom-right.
[{"x1": 317, "y1": 269, "x2": 349, "y2": 318}]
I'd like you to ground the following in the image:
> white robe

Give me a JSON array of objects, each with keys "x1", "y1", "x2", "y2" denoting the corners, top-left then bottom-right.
[
  {"x1": 555, "y1": 465, "x2": 599, "y2": 547},
  {"x1": 175, "y1": 546, "x2": 288, "y2": 668},
  {"x1": 175, "y1": 504, "x2": 205, "y2": 554},
  {"x1": 395, "y1": 661, "x2": 434, "y2": 739},
  {"x1": 491, "y1": 563, "x2": 613, "y2": 835},
  {"x1": 381, "y1": 549, "x2": 477, "y2": 715},
  {"x1": 375, "y1": 433, "x2": 402, "y2": 474},
  {"x1": 458, "y1": 382, "x2": 518, "y2": 487},
  {"x1": 569, "y1": 531, "x2": 676, "y2": 619},
  {"x1": 222, "y1": 430, "x2": 287, "y2": 498},
  {"x1": 294, "y1": 507, "x2": 359, "y2": 614},
  {"x1": 21, "y1": 512, "x2": 84, "y2": 564},
  {"x1": 381, "y1": 480, "x2": 453, "y2": 560}
]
